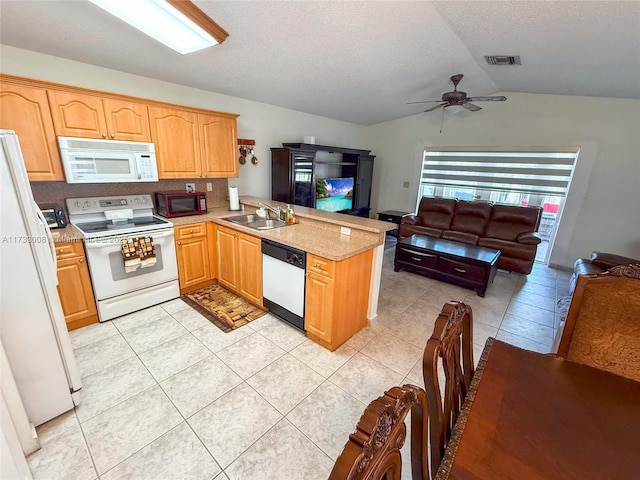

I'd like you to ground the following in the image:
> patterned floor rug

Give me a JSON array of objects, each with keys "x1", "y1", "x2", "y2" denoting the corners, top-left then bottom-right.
[{"x1": 181, "y1": 284, "x2": 266, "y2": 333}]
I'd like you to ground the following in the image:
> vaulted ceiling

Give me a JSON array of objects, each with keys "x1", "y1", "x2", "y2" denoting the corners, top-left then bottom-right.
[{"x1": 1, "y1": 1, "x2": 639, "y2": 125}]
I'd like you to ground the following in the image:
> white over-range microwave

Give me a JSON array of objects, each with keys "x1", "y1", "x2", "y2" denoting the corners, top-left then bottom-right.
[{"x1": 58, "y1": 136, "x2": 159, "y2": 183}]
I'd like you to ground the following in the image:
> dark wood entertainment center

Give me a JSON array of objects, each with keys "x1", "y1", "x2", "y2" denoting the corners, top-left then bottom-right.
[{"x1": 270, "y1": 143, "x2": 375, "y2": 217}]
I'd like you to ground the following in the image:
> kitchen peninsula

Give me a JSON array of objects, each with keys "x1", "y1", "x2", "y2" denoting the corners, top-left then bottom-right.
[{"x1": 173, "y1": 196, "x2": 395, "y2": 350}]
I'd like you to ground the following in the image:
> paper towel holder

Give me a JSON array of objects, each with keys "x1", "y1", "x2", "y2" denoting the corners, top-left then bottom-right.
[{"x1": 228, "y1": 185, "x2": 242, "y2": 211}]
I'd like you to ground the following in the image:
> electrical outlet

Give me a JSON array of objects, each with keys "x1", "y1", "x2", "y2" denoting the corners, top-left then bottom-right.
[
  {"x1": 186, "y1": 183, "x2": 195, "y2": 193},
  {"x1": 206, "y1": 182, "x2": 213, "y2": 192},
  {"x1": 403, "y1": 181, "x2": 410, "y2": 188},
  {"x1": 340, "y1": 226, "x2": 351, "y2": 236}
]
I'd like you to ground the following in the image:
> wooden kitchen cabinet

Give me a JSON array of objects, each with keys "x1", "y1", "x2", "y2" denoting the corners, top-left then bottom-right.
[
  {"x1": 305, "y1": 250, "x2": 373, "y2": 351},
  {"x1": 175, "y1": 223, "x2": 214, "y2": 294},
  {"x1": 48, "y1": 90, "x2": 151, "y2": 141},
  {"x1": 55, "y1": 241, "x2": 98, "y2": 331},
  {"x1": 0, "y1": 82, "x2": 65, "y2": 181},
  {"x1": 216, "y1": 224, "x2": 262, "y2": 307},
  {"x1": 236, "y1": 232, "x2": 262, "y2": 306},
  {"x1": 199, "y1": 113, "x2": 238, "y2": 178},
  {"x1": 150, "y1": 107, "x2": 238, "y2": 179}
]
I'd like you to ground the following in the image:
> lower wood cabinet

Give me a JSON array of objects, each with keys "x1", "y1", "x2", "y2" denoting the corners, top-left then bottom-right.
[
  {"x1": 55, "y1": 241, "x2": 98, "y2": 331},
  {"x1": 305, "y1": 250, "x2": 373, "y2": 351},
  {"x1": 175, "y1": 223, "x2": 215, "y2": 294},
  {"x1": 216, "y1": 224, "x2": 262, "y2": 307}
]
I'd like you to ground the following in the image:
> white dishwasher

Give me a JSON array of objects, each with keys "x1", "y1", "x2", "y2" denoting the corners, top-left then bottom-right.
[{"x1": 261, "y1": 239, "x2": 306, "y2": 331}]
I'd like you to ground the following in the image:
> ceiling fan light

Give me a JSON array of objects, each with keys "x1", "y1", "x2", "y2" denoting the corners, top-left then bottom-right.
[{"x1": 89, "y1": 0, "x2": 228, "y2": 54}]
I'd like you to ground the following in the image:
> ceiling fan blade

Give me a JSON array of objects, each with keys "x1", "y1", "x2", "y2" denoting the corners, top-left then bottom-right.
[
  {"x1": 462, "y1": 103, "x2": 482, "y2": 112},
  {"x1": 424, "y1": 103, "x2": 447, "y2": 113},
  {"x1": 466, "y1": 96, "x2": 507, "y2": 102},
  {"x1": 406, "y1": 100, "x2": 443, "y2": 104}
]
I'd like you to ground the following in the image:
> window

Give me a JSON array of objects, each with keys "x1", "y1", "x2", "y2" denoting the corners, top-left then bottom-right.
[{"x1": 418, "y1": 147, "x2": 579, "y2": 263}]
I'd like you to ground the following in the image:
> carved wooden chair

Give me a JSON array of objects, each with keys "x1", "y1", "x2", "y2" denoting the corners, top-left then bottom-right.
[
  {"x1": 422, "y1": 301, "x2": 474, "y2": 478},
  {"x1": 328, "y1": 302, "x2": 475, "y2": 480},
  {"x1": 556, "y1": 264, "x2": 640, "y2": 382}
]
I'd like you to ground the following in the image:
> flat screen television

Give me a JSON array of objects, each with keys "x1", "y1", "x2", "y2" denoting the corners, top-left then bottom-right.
[{"x1": 315, "y1": 177, "x2": 354, "y2": 212}]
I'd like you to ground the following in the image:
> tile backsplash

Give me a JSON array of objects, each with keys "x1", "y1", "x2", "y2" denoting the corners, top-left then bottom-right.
[{"x1": 31, "y1": 178, "x2": 229, "y2": 213}]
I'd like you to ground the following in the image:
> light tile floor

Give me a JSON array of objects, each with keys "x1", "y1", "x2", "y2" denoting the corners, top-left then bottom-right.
[{"x1": 27, "y1": 239, "x2": 572, "y2": 479}]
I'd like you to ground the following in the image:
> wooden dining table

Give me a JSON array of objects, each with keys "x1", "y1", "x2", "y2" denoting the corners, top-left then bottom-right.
[{"x1": 434, "y1": 338, "x2": 640, "y2": 480}]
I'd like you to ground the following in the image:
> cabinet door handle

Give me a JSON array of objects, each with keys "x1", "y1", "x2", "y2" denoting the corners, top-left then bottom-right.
[
  {"x1": 110, "y1": 134, "x2": 115, "y2": 139},
  {"x1": 58, "y1": 249, "x2": 65, "y2": 254},
  {"x1": 411, "y1": 257, "x2": 422, "y2": 262},
  {"x1": 102, "y1": 133, "x2": 107, "y2": 138},
  {"x1": 454, "y1": 268, "x2": 467, "y2": 273},
  {"x1": 177, "y1": 241, "x2": 181, "y2": 245},
  {"x1": 79, "y1": 258, "x2": 84, "y2": 263},
  {"x1": 314, "y1": 263, "x2": 321, "y2": 268},
  {"x1": 189, "y1": 229, "x2": 193, "y2": 233}
]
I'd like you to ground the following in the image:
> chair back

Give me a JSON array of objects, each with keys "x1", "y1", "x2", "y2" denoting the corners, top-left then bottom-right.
[
  {"x1": 328, "y1": 385, "x2": 429, "y2": 480},
  {"x1": 423, "y1": 302, "x2": 474, "y2": 479},
  {"x1": 556, "y1": 264, "x2": 640, "y2": 382}
]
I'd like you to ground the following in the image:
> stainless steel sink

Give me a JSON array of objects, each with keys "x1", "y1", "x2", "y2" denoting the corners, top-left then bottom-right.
[
  {"x1": 225, "y1": 214, "x2": 260, "y2": 225},
  {"x1": 224, "y1": 215, "x2": 289, "y2": 230}
]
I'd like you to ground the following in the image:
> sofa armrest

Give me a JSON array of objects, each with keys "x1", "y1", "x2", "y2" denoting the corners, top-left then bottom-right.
[
  {"x1": 590, "y1": 251, "x2": 640, "y2": 270},
  {"x1": 400, "y1": 214, "x2": 421, "y2": 226},
  {"x1": 517, "y1": 232, "x2": 542, "y2": 245}
]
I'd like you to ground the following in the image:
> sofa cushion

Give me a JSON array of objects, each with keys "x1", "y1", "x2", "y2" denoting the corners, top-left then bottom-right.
[
  {"x1": 478, "y1": 238, "x2": 536, "y2": 260},
  {"x1": 484, "y1": 204, "x2": 542, "y2": 241},
  {"x1": 441, "y1": 230, "x2": 479, "y2": 245},
  {"x1": 450, "y1": 200, "x2": 492, "y2": 236},
  {"x1": 417, "y1": 197, "x2": 456, "y2": 230},
  {"x1": 399, "y1": 224, "x2": 442, "y2": 239}
]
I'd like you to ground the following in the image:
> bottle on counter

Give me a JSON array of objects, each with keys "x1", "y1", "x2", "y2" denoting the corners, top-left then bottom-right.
[
  {"x1": 287, "y1": 205, "x2": 295, "y2": 224},
  {"x1": 284, "y1": 204, "x2": 291, "y2": 223}
]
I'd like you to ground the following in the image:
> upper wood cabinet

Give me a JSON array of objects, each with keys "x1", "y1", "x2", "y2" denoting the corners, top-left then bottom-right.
[
  {"x1": 1, "y1": 75, "x2": 239, "y2": 180},
  {"x1": 150, "y1": 107, "x2": 238, "y2": 179},
  {"x1": 0, "y1": 83, "x2": 65, "y2": 181},
  {"x1": 199, "y1": 114, "x2": 238, "y2": 178},
  {"x1": 48, "y1": 91, "x2": 151, "y2": 141},
  {"x1": 148, "y1": 106, "x2": 200, "y2": 178}
]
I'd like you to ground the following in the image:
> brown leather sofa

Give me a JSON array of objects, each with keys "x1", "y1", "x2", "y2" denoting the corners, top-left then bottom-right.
[
  {"x1": 570, "y1": 251, "x2": 640, "y2": 293},
  {"x1": 399, "y1": 197, "x2": 543, "y2": 274}
]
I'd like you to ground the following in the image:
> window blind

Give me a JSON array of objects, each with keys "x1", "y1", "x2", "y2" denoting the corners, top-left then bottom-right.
[{"x1": 421, "y1": 148, "x2": 578, "y2": 197}]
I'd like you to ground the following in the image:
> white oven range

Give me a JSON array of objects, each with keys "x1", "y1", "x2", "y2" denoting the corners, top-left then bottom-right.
[{"x1": 67, "y1": 195, "x2": 179, "y2": 321}]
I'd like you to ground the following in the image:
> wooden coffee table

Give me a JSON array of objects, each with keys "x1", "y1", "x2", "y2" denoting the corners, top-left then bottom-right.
[{"x1": 394, "y1": 235, "x2": 500, "y2": 296}]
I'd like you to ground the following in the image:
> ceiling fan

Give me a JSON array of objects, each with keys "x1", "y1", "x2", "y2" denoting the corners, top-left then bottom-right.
[{"x1": 408, "y1": 74, "x2": 507, "y2": 113}]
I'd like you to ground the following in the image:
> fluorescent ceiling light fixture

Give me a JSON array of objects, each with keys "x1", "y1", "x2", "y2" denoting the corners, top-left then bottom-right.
[{"x1": 89, "y1": 0, "x2": 228, "y2": 54}]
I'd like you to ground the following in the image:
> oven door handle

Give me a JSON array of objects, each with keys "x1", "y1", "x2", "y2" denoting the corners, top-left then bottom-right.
[{"x1": 84, "y1": 230, "x2": 175, "y2": 249}]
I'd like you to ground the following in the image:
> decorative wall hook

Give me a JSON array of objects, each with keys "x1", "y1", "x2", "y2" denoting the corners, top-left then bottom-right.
[{"x1": 238, "y1": 139, "x2": 257, "y2": 166}]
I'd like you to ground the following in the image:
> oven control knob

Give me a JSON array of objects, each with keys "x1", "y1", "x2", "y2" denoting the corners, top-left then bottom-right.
[
  {"x1": 83, "y1": 201, "x2": 90, "y2": 208},
  {"x1": 74, "y1": 201, "x2": 81, "y2": 208},
  {"x1": 134, "y1": 198, "x2": 141, "y2": 204},
  {"x1": 141, "y1": 197, "x2": 149, "y2": 204}
]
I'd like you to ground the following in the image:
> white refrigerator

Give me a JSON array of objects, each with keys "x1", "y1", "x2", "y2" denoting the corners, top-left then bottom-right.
[{"x1": 0, "y1": 129, "x2": 82, "y2": 430}]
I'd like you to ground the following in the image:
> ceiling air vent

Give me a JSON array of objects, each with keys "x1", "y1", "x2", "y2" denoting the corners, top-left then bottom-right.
[{"x1": 485, "y1": 55, "x2": 521, "y2": 66}]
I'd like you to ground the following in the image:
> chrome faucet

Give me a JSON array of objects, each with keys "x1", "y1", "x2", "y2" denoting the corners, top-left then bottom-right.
[{"x1": 258, "y1": 202, "x2": 282, "y2": 220}]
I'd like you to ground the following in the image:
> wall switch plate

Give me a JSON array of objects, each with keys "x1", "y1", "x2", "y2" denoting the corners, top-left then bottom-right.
[
  {"x1": 206, "y1": 182, "x2": 213, "y2": 192},
  {"x1": 186, "y1": 183, "x2": 195, "y2": 193},
  {"x1": 403, "y1": 181, "x2": 410, "y2": 188},
  {"x1": 340, "y1": 226, "x2": 351, "y2": 236}
]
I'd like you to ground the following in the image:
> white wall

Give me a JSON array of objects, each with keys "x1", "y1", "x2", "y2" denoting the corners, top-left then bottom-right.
[
  {"x1": 364, "y1": 93, "x2": 640, "y2": 268},
  {"x1": 0, "y1": 45, "x2": 367, "y2": 199},
  {"x1": 3, "y1": 45, "x2": 639, "y2": 268}
]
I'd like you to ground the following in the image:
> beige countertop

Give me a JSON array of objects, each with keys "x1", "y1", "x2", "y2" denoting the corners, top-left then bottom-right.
[
  {"x1": 53, "y1": 196, "x2": 396, "y2": 261},
  {"x1": 173, "y1": 196, "x2": 395, "y2": 261}
]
